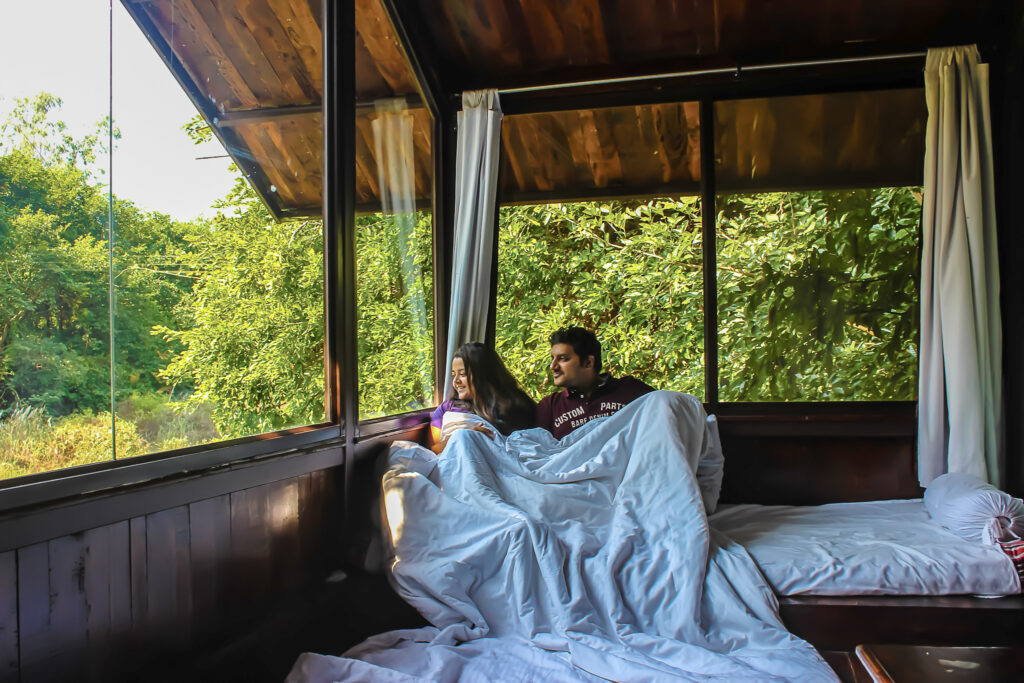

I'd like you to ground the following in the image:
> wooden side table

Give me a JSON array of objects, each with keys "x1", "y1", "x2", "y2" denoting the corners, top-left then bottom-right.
[{"x1": 854, "y1": 644, "x2": 1024, "y2": 682}]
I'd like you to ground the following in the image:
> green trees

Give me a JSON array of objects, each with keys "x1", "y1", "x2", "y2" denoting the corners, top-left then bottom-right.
[
  {"x1": 497, "y1": 199, "x2": 705, "y2": 400},
  {"x1": 495, "y1": 190, "x2": 920, "y2": 403},
  {"x1": 1, "y1": 93, "x2": 922, "y2": 481},
  {"x1": 716, "y1": 189, "x2": 920, "y2": 401},
  {"x1": 156, "y1": 181, "x2": 326, "y2": 438},
  {"x1": 0, "y1": 94, "x2": 187, "y2": 418}
]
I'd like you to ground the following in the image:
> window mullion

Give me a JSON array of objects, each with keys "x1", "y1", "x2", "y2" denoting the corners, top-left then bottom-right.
[{"x1": 700, "y1": 97, "x2": 719, "y2": 407}]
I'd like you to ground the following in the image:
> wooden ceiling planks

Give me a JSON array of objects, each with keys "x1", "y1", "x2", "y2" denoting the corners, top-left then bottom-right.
[
  {"x1": 125, "y1": 0, "x2": 990, "y2": 215},
  {"x1": 355, "y1": 0, "x2": 419, "y2": 100},
  {"x1": 408, "y1": 0, "x2": 994, "y2": 91}
]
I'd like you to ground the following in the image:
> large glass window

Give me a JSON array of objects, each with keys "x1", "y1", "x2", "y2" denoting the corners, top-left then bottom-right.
[
  {"x1": 354, "y1": 0, "x2": 435, "y2": 420},
  {"x1": 496, "y1": 90, "x2": 924, "y2": 404},
  {"x1": 495, "y1": 102, "x2": 704, "y2": 400},
  {"x1": 497, "y1": 199, "x2": 705, "y2": 401},
  {"x1": 1, "y1": 0, "x2": 326, "y2": 481},
  {"x1": 715, "y1": 90, "x2": 924, "y2": 402}
]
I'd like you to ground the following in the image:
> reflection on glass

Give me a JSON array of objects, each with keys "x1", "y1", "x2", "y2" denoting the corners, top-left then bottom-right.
[
  {"x1": 356, "y1": 102, "x2": 434, "y2": 419},
  {"x1": 716, "y1": 188, "x2": 920, "y2": 402},
  {"x1": 496, "y1": 198, "x2": 704, "y2": 402},
  {"x1": 355, "y1": 0, "x2": 435, "y2": 420}
]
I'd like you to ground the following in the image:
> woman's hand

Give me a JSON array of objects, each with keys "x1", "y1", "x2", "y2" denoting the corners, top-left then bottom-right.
[{"x1": 431, "y1": 422, "x2": 494, "y2": 453}]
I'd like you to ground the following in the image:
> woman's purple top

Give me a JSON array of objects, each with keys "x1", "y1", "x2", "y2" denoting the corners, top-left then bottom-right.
[{"x1": 430, "y1": 399, "x2": 471, "y2": 429}]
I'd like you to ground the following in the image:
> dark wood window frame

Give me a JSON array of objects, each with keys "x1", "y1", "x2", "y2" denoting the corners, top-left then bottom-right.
[
  {"x1": 0, "y1": 41, "x2": 925, "y2": 517},
  {"x1": 495, "y1": 57, "x2": 926, "y2": 414}
]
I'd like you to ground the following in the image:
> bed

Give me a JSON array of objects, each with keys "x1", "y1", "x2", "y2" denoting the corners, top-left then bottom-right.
[{"x1": 709, "y1": 498, "x2": 1021, "y2": 597}]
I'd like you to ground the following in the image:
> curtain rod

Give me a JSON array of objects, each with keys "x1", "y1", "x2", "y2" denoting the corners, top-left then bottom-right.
[{"x1": 497, "y1": 51, "x2": 927, "y2": 95}]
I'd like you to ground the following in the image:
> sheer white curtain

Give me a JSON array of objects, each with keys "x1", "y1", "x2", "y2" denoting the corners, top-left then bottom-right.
[
  {"x1": 372, "y1": 99, "x2": 433, "y2": 405},
  {"x1": 918, "y1": 45, "x2": 1003, "y2": 486},
  {"x1": 443, "y1": 90, "x2": 503, "y2": 398}
]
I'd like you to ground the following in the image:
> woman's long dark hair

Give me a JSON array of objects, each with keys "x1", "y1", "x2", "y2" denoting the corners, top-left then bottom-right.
[{"x1": 453, "y1": 342, "x2": 536, "y2": 435}]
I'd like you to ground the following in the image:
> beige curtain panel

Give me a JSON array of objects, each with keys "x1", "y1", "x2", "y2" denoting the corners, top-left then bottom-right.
[
  {"x1": 444, "y1": 90, "x2": 503, "y2": 398},
  {"x1": 918, "y1": 45, "x2": 1003, "y2": 487}
]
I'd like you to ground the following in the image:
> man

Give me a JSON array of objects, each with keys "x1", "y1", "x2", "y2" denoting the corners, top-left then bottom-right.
[{"x1": 536, "y1": 327, "x2": 655, "y2": 439}]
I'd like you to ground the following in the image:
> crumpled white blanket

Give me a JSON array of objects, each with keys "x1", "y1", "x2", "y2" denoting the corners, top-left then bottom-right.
[{"x1": 287, "y1": 391, "x2": 836, "y2": 682}]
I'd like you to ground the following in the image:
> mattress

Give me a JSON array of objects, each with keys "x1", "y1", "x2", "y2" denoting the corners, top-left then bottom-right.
[{"x1": 709, "y1": 499, "x2": 1021, "y2": 596}]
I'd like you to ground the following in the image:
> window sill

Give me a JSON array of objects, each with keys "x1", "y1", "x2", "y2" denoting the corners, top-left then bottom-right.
[{"x1": 0, "y1": 424, "x2": 342, "y2": 516}]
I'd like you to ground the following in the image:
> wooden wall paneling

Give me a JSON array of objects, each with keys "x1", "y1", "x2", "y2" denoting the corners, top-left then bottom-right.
[
  {"x1": 298, "y1": 469, "x2": 334, "y2": 573},
  {"x1": 129, "y1": 516, "x2": 149, "y2": 668},
  {"x1": 45, "y1": 535, "x2": 91, "y2": 678},
  {"x1": 229, "y1": 486, "x2": 273, "y2": 618},
  {"x1": 16, "y1": 543, "x2": 50, "y2": 682},
  {"x1": 268, "y1": 478, "x2": 303, "y2": 591},
  {"x1": 101, "y1": 521, "x2": 133, "y2": 682},
  {"x1": 0, "y1": 551, "x2": 17, "y2": 682},
  {"x1": 189, "y1": 494, "x2": 232, "y2": 644},
  {"x1": 717, "y1": 433, "x2": 920, "y2": 505},
  {"x1": 143, "y1": 507, "x2": 193, "y2": 655}
]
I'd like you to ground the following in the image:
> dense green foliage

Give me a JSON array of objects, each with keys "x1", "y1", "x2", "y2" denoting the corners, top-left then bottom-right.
[
  {"x1": 717, "y1": 189, "x2": 920, "y2": 401},
  {"x1": 497, "y1": 199, "x2": 705, "y2": 400},
  {"x1": 156, "y1": 181, "x2": 326, "y2": 437},
  {"x1": 1, "y1": 94, "x2": 190, "y2": 418},
  {"x1": 356, "y1": 211, "x2": 434, "y2": 419},
  {"x1": 1, "y1": 93, "x2": 921, "y2": 481},
  {"x1": 496, "y1": 190, "x2": 919, "y2": 402}
]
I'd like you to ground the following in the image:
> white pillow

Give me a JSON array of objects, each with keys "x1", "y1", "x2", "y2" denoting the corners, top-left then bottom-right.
[
  {"x1": 696, "y1": 414, "x2": 725, "y2": 514},
  {"x1": 924, "y1": 472, "x2": 1024, "y2": 545}
]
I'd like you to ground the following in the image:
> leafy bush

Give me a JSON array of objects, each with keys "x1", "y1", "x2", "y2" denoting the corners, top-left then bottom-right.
[{"x1": 0, "y1": 406, "x2": 148, "y2": 479}]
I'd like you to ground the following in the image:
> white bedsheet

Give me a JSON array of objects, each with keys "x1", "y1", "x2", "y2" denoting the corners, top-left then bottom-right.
[
  {"x1": 710, "y1": 499, "x2": 1021, "y2": 596},
  {"x1": 288, "y1": 392, "x2": 835, "y2": 682}
]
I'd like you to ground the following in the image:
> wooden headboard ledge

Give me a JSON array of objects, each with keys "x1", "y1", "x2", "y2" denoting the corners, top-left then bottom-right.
[{"x1": 712, "y1": 403, "x2": 921, "y2": 506}]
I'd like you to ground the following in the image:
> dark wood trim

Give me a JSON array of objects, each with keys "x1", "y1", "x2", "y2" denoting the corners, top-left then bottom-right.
[
  {"x1": 699, "y1": 98, "x2": 718, "y2": 405},
  {"x1": 432, "y1": 108, "x2": 457, "y2": 401},
  {"x1": 780, "y1": 595, "x2": 1024, "y2": 651},
  {"x1": 499, "y1": 55, "x2": 925, "y2": 116},
  {"x1": 498, "y1": 183, "x2": 701, "y2": 206},
  {"x1": 711, "y1": 401, "x2": 917, "y2": 435},
  {"x1": 486, "y1": 50, "x2": 930, "y2": 99},
  {"x1": 0, "y1": 440, "x2": 343, "y2": 553},
  {"x1": 377, "y1": 0, "x2": 449, "y2": 120},
  {"x1": 356, "y1": 411, "x2": 430, "y2": 442},
  {"x1": 211, "y1": 98, "x2": 428, "y2": 129},
  {"x1": 0, "y1": 426, "x2": 340, "y2": 514},
  {"x1": 215, "y1": 104, "x2": 322, "y2": 127},
  {"x1": 331, "y1": 0, "x2": 360, "y2": 536},
  {"x1": 119, "y1": 1, "x2": 288, "y2": 221}
]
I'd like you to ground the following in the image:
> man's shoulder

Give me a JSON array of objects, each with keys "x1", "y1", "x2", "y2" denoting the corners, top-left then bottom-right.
[
  {"x1": 608, "y1": 374, "x2": 655, "y2": 389},
  {"x1": 537, "y1": 389, "x2": 567, "y2": 408},
  {"x1": 605, "y1": 374, "x2": 656, "y2": 398}
]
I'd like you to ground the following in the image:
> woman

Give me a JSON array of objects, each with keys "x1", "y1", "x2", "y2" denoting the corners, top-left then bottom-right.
[{"x1": 430, "y1": 342, "x2": 536, "y2": 453}]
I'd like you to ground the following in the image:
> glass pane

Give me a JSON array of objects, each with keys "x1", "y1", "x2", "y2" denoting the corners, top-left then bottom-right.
[
  {"x1": 500, "y1": 102, "x2": 701, "y2": 204},
  {"x1": 355, "y1": 0, "x2": 435, "y2": 420},
  {"x1": 716, "y1": 188, "x2": 920, "y2": 401},
  {"x1": 111, "y1": 0, "x2": 326, "y2": 447},
  {"x1": 496, "y1": 198, "x2": 704, "y2": 401},
  {"x1": 1, "y1": 1, "x2": 114, "y2": 479},
  {"x1": 714, "y1": 89, "x2": 925, "y2": 192}
]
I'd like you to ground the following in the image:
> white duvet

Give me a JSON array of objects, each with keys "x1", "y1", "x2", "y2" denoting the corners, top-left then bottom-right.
[{"x1": 288, "y1": 392, "x2": 836, "y2": 682}]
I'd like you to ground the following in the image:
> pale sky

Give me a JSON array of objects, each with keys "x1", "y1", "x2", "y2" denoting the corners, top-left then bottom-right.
[{"x1": 0, "y1": 0, "x2": 235, "y2": 221}]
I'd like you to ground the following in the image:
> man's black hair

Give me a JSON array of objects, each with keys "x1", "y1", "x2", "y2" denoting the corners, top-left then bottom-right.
[{"x1": 549, "y1": 326, "x2": 602, "y2": 373}]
